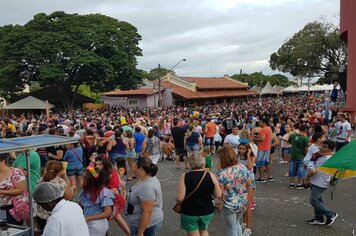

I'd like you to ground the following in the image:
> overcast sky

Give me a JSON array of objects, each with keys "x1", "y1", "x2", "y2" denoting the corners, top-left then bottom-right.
[{"x1": 0, "y1": 0, "x2": 339, "y2": 77}]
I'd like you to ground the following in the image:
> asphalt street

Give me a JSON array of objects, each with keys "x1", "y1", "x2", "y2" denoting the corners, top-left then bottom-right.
[{"x1": 109, "y1": 150, "x2": 356, "y2": 236}]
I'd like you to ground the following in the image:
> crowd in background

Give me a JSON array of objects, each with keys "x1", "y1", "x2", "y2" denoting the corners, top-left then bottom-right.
[{"x1": 0, "y1": 94, "x2": 355, "y2": 236}]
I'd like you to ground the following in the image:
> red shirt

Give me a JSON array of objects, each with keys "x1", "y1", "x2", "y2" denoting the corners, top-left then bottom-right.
[
  {"x1": 205, "y1": 122, "x2": 216, "y2": 138},
  {"x1": 108, "y1": 169, "x2": 120, "y2": 189},
  {"x1": 258, "y1": 126, "x2": 272, "y2": 151}
]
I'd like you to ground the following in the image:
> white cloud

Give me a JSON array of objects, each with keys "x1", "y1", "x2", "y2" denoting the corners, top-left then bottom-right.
[{"x1": 0, "y1": 0, "x2": 339, "y2": 77}]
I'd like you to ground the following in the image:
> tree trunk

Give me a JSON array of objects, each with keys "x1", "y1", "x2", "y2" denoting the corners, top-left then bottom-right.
[
  {"x1": 69, "y1": 84, "x2": 80, "y2": 112},
  {"x1": 58, "y1": 85, "x2": 72, "y2": 112}
]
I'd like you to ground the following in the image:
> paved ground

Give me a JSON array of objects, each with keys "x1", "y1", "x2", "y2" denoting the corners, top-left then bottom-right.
[{"x1": 109, "y1": 150, "x2": 356, "y2": 236}]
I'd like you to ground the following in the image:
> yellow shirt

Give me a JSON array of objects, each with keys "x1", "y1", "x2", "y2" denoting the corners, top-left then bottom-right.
[{"x1": 7, "y1": 123, "x2": 16, "y2": 132}]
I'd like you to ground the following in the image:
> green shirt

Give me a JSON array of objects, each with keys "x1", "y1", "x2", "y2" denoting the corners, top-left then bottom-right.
[
  {"x1": 289, "y1": 133, "x2": 309, "y2": 161},
  {"x1": 205, "y1": 154, "x2": 212, "y2": 170},
  {"x1": 13, "y1": 150, "x2": 41, "y2": 191},
  {"x1": 122, "y1": 125, "x2": 134, "y2": 133}
]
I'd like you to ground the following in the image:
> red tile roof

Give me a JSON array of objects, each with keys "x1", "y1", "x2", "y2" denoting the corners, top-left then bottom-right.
[
  {"x1": 103, "y1": 88, "x2": 160, "y2": 96},
  {"x1": 160, "y1": 81, "x2": 257, "y2": 99},
  {"x1": 180, "y1": 77, "x2": 248, "y2": 89}
]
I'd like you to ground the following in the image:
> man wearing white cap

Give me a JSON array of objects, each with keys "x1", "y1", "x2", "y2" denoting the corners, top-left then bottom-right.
[{"x1": 33, "y1": 182, "x2": 89, "y2": 236}]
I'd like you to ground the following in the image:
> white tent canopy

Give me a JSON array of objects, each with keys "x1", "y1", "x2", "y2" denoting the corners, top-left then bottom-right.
[
  {"x1": 261, "y1": 81, "x2": 280, "y2": 95},
  {"x1": 282, "y1": 84, "x2": 335, "y2": 93},
  {"x1": 273, "y1": 85, "x2": 286, "y2": 92},
  {"x1": 282, "y1": 85, "x2": 299, "y2": 92},
  {"x1": 296, "y1": 85, "x2": 309, "y2": 92},
  {"x1": 249, "y1": 85, "x2": 262, "y2": 92},
  {"x1": 5, "y1": 96, "x2": 55, "y2": 110},
  {"x1": 309, "y1": 84, "x2": 334, "y2": 91}
]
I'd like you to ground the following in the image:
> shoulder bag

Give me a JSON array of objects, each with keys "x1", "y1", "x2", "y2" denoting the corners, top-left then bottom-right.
[
  {"x1": 9, "y1": 169, "x2": 30, "y2": 221},
  {"x1": 173, "y1": 171, "x2": 207, "y2": 214}
]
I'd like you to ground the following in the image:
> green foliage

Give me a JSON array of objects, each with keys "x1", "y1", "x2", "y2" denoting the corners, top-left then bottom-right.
[
  {"x1": 146, "y1": 67, "x2": 173, "y2": 81},
  {"x1": 0, "y1": 11, "x2": 143, "y2": 111},
  {"x1": 77, "y1": 84, "x2": 102, "y2": 103},
  {"x1": 231, "y1": 72, "x2": 296, "y2": 87},
  {"x1": 29, "y1": 83, "x2": 42, "y2": 92},
  {"x1": 269, "y1": 20, "x2": 346, "y2": 83}
]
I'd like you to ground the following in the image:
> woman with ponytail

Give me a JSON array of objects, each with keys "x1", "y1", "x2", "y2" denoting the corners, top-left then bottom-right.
[
  {"x1": 36, "y1": 160, "x2": 75, "y2": 230},
  {"x1": 125, "y1": 157, "x2": 164, "y2": 236}
]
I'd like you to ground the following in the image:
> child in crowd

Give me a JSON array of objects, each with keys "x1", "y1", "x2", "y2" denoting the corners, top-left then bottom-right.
[
  {"x1": 95, "y1": 155, "x2": 130, "y2": 236},
  {"x1": 161, "y1": 136, "x2": 175, "y2": 161},
  {"x1": 238, "y1": 143, "x2": 256, "y2": 236},
  {"x1": 79, "y1": 167, "x2": 114, "y2": 236},
  {"x1": 201, "y1": 148, "x2": 212, "y2": 170},
  {"x1": 115, "y1": 157, "x2": 127, "y2": 182},
  {"x1": 305, "y1": 140, "x2": 338, "y2": 226}
]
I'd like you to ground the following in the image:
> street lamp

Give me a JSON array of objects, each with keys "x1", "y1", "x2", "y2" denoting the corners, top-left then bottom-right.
[
  {"x1": 157, "y1": 58, "x2": 187, "y2": 107},
  {"x1": 169, "y1": 58, "x2": 187, "y2": 71}
]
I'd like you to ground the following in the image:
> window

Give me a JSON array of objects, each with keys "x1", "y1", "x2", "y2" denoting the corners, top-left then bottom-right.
[{"x1": 128, "y1": 99, "x2": 139, "y2": 106}]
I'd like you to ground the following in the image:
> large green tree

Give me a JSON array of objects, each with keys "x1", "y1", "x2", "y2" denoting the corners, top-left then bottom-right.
[
  {"x1": 231, "y1": 72, "x2": 296, "y2": 87},
  {"x1": 146, "y1": 67, "x2": 173, "y2": 81},
  {"x1": 0, "y1": 11, "x2": 142, "y2": 111},
  {"x1": 269, "y1": 20, "x2": 346, "y2": 84}
]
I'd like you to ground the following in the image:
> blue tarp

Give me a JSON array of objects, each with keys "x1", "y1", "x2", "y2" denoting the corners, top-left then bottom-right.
[
  {"x1": 0, "y1": 135, "x2": 79, "y2": 154},
  {"x1": 0, "y1": 135, "x2": 79, "y2": 236}
]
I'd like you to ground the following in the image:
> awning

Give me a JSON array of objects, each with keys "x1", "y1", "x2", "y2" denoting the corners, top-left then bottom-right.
[{"x1": 0, "y1": 135, "x2": 79, "y2": 236}]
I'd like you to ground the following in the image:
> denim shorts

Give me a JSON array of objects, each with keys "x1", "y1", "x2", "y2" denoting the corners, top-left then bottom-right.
[
  {"x1": 186, "y1": 144, "x2": 200, "y2": 152},
  {"x1": 205, "y1": 137, "x2": 214, "y2": 146},
  {"x1": 181, "y1": 213, "x2": 213, "y2": 232},
  {"x1": 281, "y1": 147, "x2": 291, "y2": 154},
  {"x1": 66, "y1": 168, "x2": 83, "y2": 177},
  {"x1": 130, "y1": 220, "x2": 162, "y2": 236},
  {"x1": 256, "y1": 150, "x2": 270, "y2": 167},
  {"x1": 127, "y1": 150, "x2": 136, "y2": 159},
  {"x1": 289, "y1": 159, "x2": 306, "y2": 177},
  {"x1": 110, "y1": 153, "x2": 128, "y2": 164}
]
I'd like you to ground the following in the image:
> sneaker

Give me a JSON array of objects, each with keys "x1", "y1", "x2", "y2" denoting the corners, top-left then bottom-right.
[
  {"x1": 325, "y1": 213, "x2": 338, "y2": 226},
  {"x1": 267, "y1": 177, "x2": 274, "y2": 182},
  {"x1": 243, "y1": 228, "x2": 252, "y2": 236},
  {"x1": 307, "y1": 218, "x2": 325, "y2": 225},
  {"x1": 279, "y1": 160, "x2": 285, "y2": 164},
  {"x1": 289, "y1": 183, "x2": 295, "y2": 189},
  {"x1": 296, "y1": 184, "x2": 304, "y2": 190},
  {"x1": 255, "y1": 178, "x2": 266, "y2": 183},
  {"x1": 241, "y1": 223, "x2": 246, "y2": 231}
]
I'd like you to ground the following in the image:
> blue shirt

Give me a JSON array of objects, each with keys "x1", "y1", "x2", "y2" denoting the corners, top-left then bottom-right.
[
  {"x1": 63, "y1": 146, "x2": 83, "y2": 170},
  {"x1": 186, "y1": 132, "x2": 200, "y2": 146},
  {"x1": 134, "y1": 132, "x2": 145, "y2": 153},
  {"x1": 79, "y1": 187, "x2": 114, "y2": 216}
]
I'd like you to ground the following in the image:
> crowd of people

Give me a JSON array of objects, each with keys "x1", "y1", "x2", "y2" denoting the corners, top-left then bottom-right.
[{"x1": 0, "y1": 94, "x2": 355, "y2": 236}]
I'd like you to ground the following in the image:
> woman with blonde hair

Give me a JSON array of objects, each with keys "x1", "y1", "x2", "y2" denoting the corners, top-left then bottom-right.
[
  {"x1": 36, "y1": 160, "x2": 75, "y2": 230},
  {"x1": 176, "y1": 152, "x2": 221, "y2": 236},
  {"x1": 125, "y1": 130, "x2": 136, "y2": 180}
]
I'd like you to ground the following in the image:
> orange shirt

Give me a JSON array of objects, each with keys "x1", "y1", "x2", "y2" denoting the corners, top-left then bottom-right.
[
  {"x1": 205, "y1": 122, "x2": 216, "y2": 138},
  {"x1": 258, "y1": 126, "x2": 272, "y2": 151}
]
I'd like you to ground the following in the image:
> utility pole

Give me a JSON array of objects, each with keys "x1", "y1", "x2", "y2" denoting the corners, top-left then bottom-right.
[
  {"x1": 153, "y1": 83, "x2": 156, "y2": 107},
  {"x1": 157, "y1": 59, "x2": 186, "y2": 107},
  {"x1": 158, "y1": 63, "x2": 161, "y2": 107}
]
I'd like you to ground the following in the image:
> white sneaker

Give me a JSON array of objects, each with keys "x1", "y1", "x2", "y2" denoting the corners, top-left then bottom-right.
[{"x1": 243, "y1": 228, "x2": 252, "y2": 236}]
